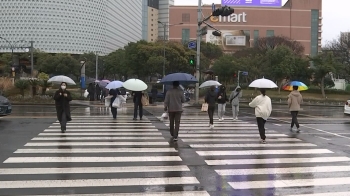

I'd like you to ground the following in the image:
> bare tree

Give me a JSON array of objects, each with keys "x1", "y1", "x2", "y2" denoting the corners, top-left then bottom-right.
[{"x1": 255, "y1": 36, "x2": 305, "y2": 56}]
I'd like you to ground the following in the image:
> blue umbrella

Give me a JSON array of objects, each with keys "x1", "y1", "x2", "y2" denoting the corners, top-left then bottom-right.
[
  {"x1": 105, "y1": 80, "x2": 124, "y2": 89},
  {"x1": 160, "y1": 73, "x2": 198, "y2": 85}
]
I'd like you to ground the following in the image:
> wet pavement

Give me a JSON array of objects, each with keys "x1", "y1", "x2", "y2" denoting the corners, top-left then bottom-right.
[{"x1": 0, "y1": 103, "x2": 350, "y2": 195}]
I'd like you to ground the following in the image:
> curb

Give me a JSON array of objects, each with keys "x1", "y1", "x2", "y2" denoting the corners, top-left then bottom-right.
[{"x1": 184, "y1": 102, "x2": 344, "y2": 108}]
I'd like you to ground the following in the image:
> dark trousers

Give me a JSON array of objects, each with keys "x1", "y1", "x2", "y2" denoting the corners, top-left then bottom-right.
[
  {"x1": 60, "y1": 111, "x2": 67, "y2": 130},
  {"x1": 256, "y1": 117, "x2": 266, "y2": 140},
  {"x1": 208, "y1": 106, "x2": 215, "y2": 124},
  {"x1": 111, "y1": 107, "x2": 117, "y2": 119},
  {"x1": 169, "y1": 111, "x2": 182, "y2": 138},
  {"x1": 291, "y1": 111, "x2": 299, "y2": 128},
  {"x1": 134, "y1": 102, "x2": 143, "y2": 119}
]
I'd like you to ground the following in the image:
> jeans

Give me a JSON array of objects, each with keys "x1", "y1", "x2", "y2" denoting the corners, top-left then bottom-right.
[
  {"x1": 134, "y1": 102, "x2": 143, "y2": 119},
  {"x1": 169, "y1": 111, "x2": 182, "y2": 138},
  {"x1": 60, "y1": 111, "x2": 67, "y2": 130},
  {"x1": 217, "y1": 103, "x2": 226, "y2": 119},
  {"x1": 111, "y1": 107, "x2": 117, "y2": 119},
  {"x1": 291, "y1": 111, "x2": 299, "y2": 128},
  {"x1": 208, "y1": 106, "x2": 215, "y2": 125},
  {"x1": 256, "y1": 117, "x2": 266, "y2": 140},
  {"x1": 232, "y1": 105, "x2": 239, "y2": 119}
]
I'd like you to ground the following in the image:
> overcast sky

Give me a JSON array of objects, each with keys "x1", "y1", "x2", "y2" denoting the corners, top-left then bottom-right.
[{"x1": 174, "y1": 0, "x2": 350, "y2": 46}]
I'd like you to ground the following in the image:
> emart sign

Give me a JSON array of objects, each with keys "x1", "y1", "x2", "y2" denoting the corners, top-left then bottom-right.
[{"x1": 210, "y1": 12, "x2": 247, "y2": 23}]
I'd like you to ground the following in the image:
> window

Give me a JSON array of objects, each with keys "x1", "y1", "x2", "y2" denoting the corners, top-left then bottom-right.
[
  {"x1": 310, "y1": 9, "x2": 319, "y2": 57},
  {"x1": 253, "y1": 30, "x2": 259, "y2": 47},
  {"x1": 182, "y1": 13, "x2": 190, "y2": 22},
  {"x1": 266, "y1": 30, "x2": 274, "y2": 37},
  {"x1": 182, "y1": 28, "x2": 190, "y2": 44}
]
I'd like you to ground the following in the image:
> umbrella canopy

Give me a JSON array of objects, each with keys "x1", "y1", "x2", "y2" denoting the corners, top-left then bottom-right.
[
  {"x1": 249, "y1": 77, "x2": 277, "y2": 88},
  {"x1": 160, "y1": 73, "x2": 198, "y2": 85},
  {"x1": 123, "y1": 79, "x2": 148, "y2": 91},
  {"x1": 199, "y1": 80, "x2": 221, "y2": 88},
  {"x1": 283, "y1": 81, "x2": 308, "y2": 91},
  {"x1": 101, "y1": 79, "x2": 110, "y2": 83},
  {"x1": 98, "y1": 80, "x2": 109, "y2": 88},
  {"x1": 105, "y1": 80, "x2": 123, "y2": 89},
  {"x1": 48, "y1": 75, "x2": 76, "y2": 85}
]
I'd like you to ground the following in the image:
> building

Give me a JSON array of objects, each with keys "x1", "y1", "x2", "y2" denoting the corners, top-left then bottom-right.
[
  {"x1": 340, "y1": 32, "x2": 350, "y2": 42},
  {"x1": 0, "y1": 0, "x2": 142, "y2": 55},
  {"x1": 142, "y1": 0, "x2": 160, "y2": 42},
  {"x1": 169, "y1": 0, "x2": 322, "y2": 56},
  {"x1": 158, "y1": 0, "x2": 175, "y2": 40}
]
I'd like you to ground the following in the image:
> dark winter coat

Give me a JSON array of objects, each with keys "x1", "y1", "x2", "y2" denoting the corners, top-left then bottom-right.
[
  {"x1": 217, "y1": 87, "x2": 228, "y2": 104},
  {"x1": 109, "y1": 89, "x2": 119, "y2": 107},
  {"x1": 205, "y1": 90, "x2": 217, "y2": 107},
  {"x1": 53, "y1": 89, "x2": 72, "y2": 122},
  {"x1": 132, "y1": 91, "x2": 143, "y2": 104}
]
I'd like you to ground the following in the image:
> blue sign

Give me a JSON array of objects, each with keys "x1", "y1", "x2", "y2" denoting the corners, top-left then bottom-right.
[
  {"x1": 221, "y1": 0, "x2": 282, "y2": 7},
  {"x1": 242, "y1": 71, "x2": 248, "y2": 76},
  {"x1": 212, "y1": 3, "x2": 216, "y2": 11},
  {"x1": 188, "y1": 41, "x2": 196, "y2": 49},
  {"x1": 81, "y1": 76, "x2": 85, "y2": 89}
]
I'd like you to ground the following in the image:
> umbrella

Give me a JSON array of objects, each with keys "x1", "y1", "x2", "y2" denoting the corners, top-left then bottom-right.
[
  {"x1": 249, "y1": 77, "x2": 277, "y2": 88},
  {"x1": 123, "y1": 79, "x2": 148, "y2": 91},
  {"x1": 101, "y1": 79, "x2": 110, "y2": 83},
  {"x1": 199, "y1": 80, "x2": 221, "y2": 88},
  {"x1": 48, "y1": 75, "x2": 76, "y2": 85},
  {"x1": 283, "y1": 81, "x2": 308, "y2": 91},
  {"x1": 98, "y1": 80, "x2": 109, "y2": 88},
  {"x1": 160, "y1": 73, "x2": 198, "y2": 85},
  {"x1": 105, "y1": 80, "x2": 124, "y2": 89}
]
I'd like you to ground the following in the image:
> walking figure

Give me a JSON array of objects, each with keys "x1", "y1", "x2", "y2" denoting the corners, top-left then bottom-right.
[
  {"x1": 53, "y1": 82, "x2": 72, "y2": 133},
  {"x1": 249, "y1": 89, "x2": 272, "y2": 144},
  {"x1": 217, "y1": 85, "x2": 228, "y2": 121},
  {"x1": 205, "y1": 86, "x2": 217, "y2": 129},
  {"x1": 288, "y1": 85, "x2": 303, "y2": 132},
  {"x1": 229, "y1": 85, "x2": 242, "y2": 120}
]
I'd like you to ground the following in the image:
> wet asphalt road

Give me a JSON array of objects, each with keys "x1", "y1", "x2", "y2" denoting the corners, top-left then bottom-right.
[{"x1": 0, "y1": 104, "x2": 350, "y2": 195}]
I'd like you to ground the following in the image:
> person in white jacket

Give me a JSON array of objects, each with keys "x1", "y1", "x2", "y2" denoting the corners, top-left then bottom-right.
[{"x1": 249, "y1": 89, "x2": 272, "y2": 144}]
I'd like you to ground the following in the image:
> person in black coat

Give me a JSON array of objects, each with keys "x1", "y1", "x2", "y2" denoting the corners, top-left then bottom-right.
[
  {"x1": 217, "y1": 85, "x2": 228, "y2": 121},
  {"x1": 53, "y1": 82, "x2": 72, "y2": 133},
  {"x1": 109, "y1": 89, "x2": 120, "y2": 119},
  {"x1": 87, "y1": 83, "x2": 95, "y2": 101},
  {"x1": 132, "y1": 91, "x2": 143, "y2": 120}
]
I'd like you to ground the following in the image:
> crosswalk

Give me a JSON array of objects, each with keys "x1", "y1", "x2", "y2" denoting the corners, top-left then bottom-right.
[
  {"x1": 160, "y1": 113, "x2": 350, "y2": 195},
  {"x1": 0, "y1": 108, "x2": 210, "y2": 195}
]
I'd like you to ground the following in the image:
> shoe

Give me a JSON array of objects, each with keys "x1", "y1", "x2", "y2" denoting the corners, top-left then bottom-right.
[
  {"x1": 296, "y1": 129, "x2": 301, "y2": 133},
  {"x1": 290, "y1": 127, "x2": 293, "y2": 132},
  {"x1": 133, "y1": 118, "x2": 137, "y2": 120},
  {"x1": 210, "y1": 124, "x2": 214, "y2": 129},
  {"x1": 222, "y1": 117, "x2": 225, "y2": 121},
  {"x1": 261, "y1": 139, "x2": 266, "y2": 144},
  {"x1": 140, "y1": 118, "x2": 142, "y2": 120},
  {"x1": 219, "y1": 118, "x2": 222, "y2": 122},
  {"x1": 173, "y1": 138, "x2": 178, "y2": 141}
]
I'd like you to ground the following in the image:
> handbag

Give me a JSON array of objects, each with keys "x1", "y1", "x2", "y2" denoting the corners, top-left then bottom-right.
[
  {"x1": 112, "y1": 97, "x2": 121, "y2": 108},
  {"x1": 84, "y1": 89, "x2": 89, "y2": 98},
  {"x1": 201, "y1": 103, "x2": 208, "y2": 112},
  {"x1": 104, "y1": 97, "x2": 111, "y2": 107},
  {"x1": 141, "y1": 94, "x2": 149, "y2": 106},
  {"x1": 161, "y1": 112, "x2": 168, "y2": 121}
]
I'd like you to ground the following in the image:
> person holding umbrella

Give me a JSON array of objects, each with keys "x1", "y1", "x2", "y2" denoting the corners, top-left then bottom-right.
[
  {"x1": 205, "y1": 86, "x2": 218, "y2": 129},
  {"x1": 288, "y1": 85, "x2": 303, "y2": 132},
  {"x1": 53, "y1": 82, "x2": 72, "y2": 133},
  {"x1": 249, "y1": 89, "x2": 272, "y2": 144}
]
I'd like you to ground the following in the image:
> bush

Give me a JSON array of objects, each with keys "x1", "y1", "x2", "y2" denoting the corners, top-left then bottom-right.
[
  {"x1": 0, "y1": 77, "x2": 14, "y2": 95},
  {"x1": 14, "y1": 79, "x2": 30, "y2": 97},
  {"x1": 8, "y1": 95, "x2": 54, "y2": 104},
  {"x1": 345, "y1": 84, "x2": 350, "y2": 92}
]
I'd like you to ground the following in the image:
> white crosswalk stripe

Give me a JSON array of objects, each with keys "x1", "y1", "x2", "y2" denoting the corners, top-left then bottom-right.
[
  {"x1": 0, "y1": 111, "x2": 209, "y2": 195},
  {"x1": 159, "y1": 113, "x2": 350, "y2": 195}
]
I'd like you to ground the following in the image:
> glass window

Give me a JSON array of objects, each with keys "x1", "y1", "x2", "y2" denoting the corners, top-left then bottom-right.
[
  {"x1": 182, "y1": 13, "x2": 190, "y2": 22},
  {"x1": 253, "y1": 30, "x2": 259, "y2": 47},
  {"x1": 266, "y1": 30, "x2": 274, "y2": 37},
  {"x1": 182, "y1": 28, "x2": 190, "y2": 44}
]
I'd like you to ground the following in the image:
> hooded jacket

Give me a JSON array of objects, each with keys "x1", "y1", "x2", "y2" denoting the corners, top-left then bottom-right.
[
  {"x1": 249, "y1": 94, "x2": 272, "y2": 120},
  {"x1": 217, "y1": 86, "x2": 228, "y2": 104},
  {"x1": 229, "y1": 86, "x2": 242, "y2": 106},
  {"x1": 205, "y1": 89, "x2": 217, "y2": 107},
  {"x1": 288, "y1": 90, "x2": 303, "y2": 111}
]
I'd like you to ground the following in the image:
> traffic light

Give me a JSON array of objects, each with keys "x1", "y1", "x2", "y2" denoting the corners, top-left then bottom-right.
[
  {"x1": 233, "y1": 74, "x2": 237, "y2": 77},
  {"x1": 189, "y1": 55, "x2": 195, "y2": 66},
  {"x1": 212, "y1": 31, "x2": 221, "y2": 36},
  {"x1": 212, "y1": 6, "x2": 234, "y2": 17}
]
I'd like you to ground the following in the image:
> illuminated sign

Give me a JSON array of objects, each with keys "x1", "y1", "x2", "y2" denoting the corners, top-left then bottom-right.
[{"x1": 210, "y1": 12, "x2": 247, "y2": 23}]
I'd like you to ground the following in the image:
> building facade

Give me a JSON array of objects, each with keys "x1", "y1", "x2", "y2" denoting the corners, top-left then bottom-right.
[
  {"x1": 158, "y1": 0, "x2": 174, "y2": 40},
  {"x1": 142, "y1": 0, "x2": 160, "y2": 42},
  {"x1": 169, "y1": 0, "x2": 322, "y2": 56},
  {"x1": 0, "y1": 0, "x2": 142, "y2": 55}
]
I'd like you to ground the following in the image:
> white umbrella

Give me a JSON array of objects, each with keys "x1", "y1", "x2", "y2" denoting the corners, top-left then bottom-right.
[
  {"x1": 48, "y1": 75, "x2": 76, "y2": 85},
  {"x1": 123, "y1": 79, "x2": 148, "y2": 91},
  {"x1": 249, "y1": 77, "x2": 278, "y2": 88},
  {"x1": 199, "y1": 80, "x2": 222, "y2": 88},
  {"x1": 105, "y1": 81, "x2": 124, "y2": 89}
]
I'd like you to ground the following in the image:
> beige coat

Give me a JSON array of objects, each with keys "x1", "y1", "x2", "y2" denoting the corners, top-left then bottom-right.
[{"x1": 288, "y1": 90, "x2": 303, "y2": 111}]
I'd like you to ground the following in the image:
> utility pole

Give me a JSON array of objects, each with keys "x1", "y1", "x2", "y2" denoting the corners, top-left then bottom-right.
[
  {"x1": 163, "y1": 24, "x2": 166, "y2": 78},
  {"x1": 95, "y1": 52, "x2": 99, "y2": 81},
  {"x1": 30, "y1": 41, "x2": 34, "y2": 77}
]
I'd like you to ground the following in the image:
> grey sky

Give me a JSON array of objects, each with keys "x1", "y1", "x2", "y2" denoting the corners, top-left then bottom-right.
[{"x1": 174, "y1": 0, "x2": 350, "y2": 46}]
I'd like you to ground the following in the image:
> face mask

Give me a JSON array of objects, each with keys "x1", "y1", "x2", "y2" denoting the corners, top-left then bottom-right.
[{"x1": 61, "y1": 86, "x2": 66, "y2": 90}]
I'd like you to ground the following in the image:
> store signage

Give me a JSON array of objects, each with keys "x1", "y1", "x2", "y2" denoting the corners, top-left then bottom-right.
[
  {"x1": 210, "y1": 12, "x2": 247, "y2": 23},
  {"x1": 221, "y1": 0, "x2": 282, "y2": 7}
]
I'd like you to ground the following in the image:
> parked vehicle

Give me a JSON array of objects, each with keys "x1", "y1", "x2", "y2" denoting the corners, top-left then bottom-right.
[
  {"x1": 0, "y1": 95, "x2": 12, "y2": 116},
  {"x1": 148, "y1": 84, "x2": 190, "y2": 102},
  {"x1": 344, "y1": 100, "x2": 350, "y2": 114}
]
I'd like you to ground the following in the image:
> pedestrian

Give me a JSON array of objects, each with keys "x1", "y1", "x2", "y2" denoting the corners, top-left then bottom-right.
[
  {"x1": 205, "y1": 86, "x2": 217, "y2": 129},
  {"x1": 53, "y1": 82, "x2": 72, "y2": 133},
  {"x1": 249, "y1": 88, "x2": 272, "y2": 144},
  {"x1": 217, "y1": 85, "x2": 228, "y2": 121},
  {"x1": 132, "y1": 91, "x2": 143, "y2": 120},
  {"x1": 164, "y1": 81, "x2": 185, "y2": 141},
  {"x1": 109, "y1": 88, "x2": 120, "y2": 119},
  {"x1": 95, "y1": 83, "x2": 101, "y2": 101},
  {"x1": 288, "y1": 85, "x2": 303, "y2": 132},
  {"x1": 87, "y1": 83, "x2": 95, "y2": 101},
  {"x1": 151, "y1": 85, "x2": 158, "y2": 105},
  {"x1": 229, "y1": 86, "x2": 242, "y2": 120}
]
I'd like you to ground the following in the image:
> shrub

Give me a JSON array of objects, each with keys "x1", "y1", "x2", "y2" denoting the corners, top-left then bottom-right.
[
  {"x1": 14, "y1": 79, "x2": 30, "y2": 97},
  {"x1": 0, "y1": 77, "x2": 14, "y2": 95}
]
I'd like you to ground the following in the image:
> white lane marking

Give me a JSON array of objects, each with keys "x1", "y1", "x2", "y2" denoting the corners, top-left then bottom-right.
[
  {"x1": 273, "y1": 123, "x2": 282, "y2": 126},
  {"x1": 32, "y1": 137, "x2": 165, "y2": 140},
  {"x1": 44, "y1": 129, "x2": 158, "y2": 132},
  {"x1": 287, "y1": 191, "x2": 350, "y2": 196},
  {"x1": 19, "y1": 191, "x2": 211, "y2": 196},
  {"x1": 180, "y1": 130, "x2": 277, "y2": 133},
  {"x1": 52, "y1": 122, "x2": 152, "y2": 125},
  {"x1": 0, "y1": 165, "x2": 189, "y2": 175},
  {"x1": 25, "y1": 142, "x2": 169, "y2": 146},
  {"x1": 190, "y1": 143, "x2": 316, "y2": 148},
  {"x1": 182, "y1": 138, "x2": 302, "y2": 142},
  {"x1": 180, "y1": 134, "x2": 288, "y2": 137},
  {"x1": 216, "y1": 165, "x2": 350, "y2": 176},
  {"x1": 166, "y1": 124, "x2": 256, "y2": 127},
  {"x1": 39, "y1": 133, "x2": 162, "y2": 136},
  {"x1": 4, "y1": 156, "x2": 182, "y2": 163},
  {"x1": 197, "y1": 149, "x2": 333, "y2": 156},
  {"x1": 206, "y1": 156, "x2": 350, "y2": 165},
  {"x1": 0, "y1": 177, "x2": 199, "y2": 189},
  {"x1": 179, "y1": 127, "x2": 258, "y2": 130},
  {"x1": 49, "y1": 125, "x2": 155, "y2": 128},
  {"x1": 15, "y1": 148, "x2": 178, "y2": 153},
  {"x1": 228, "y1": 177, "x2": 350, "y2": 189},
  {"x1": 316, "y1": 136, "x2": 331, "y2": 141}
]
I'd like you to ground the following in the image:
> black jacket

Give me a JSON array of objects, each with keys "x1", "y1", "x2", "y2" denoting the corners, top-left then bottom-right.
[
  {"x1": 109, "y1": 89, "x2": 120, "y2": 106},
  {"x1": 132, "y1": 91, "x2": 143, "y2": 104},
  {"x1": 205, "y1": 90, "x2": 217, "y2": 107},
  {"x1": 217, "y1": 90, "x2": 228, "y2": 104},
  {"x1": 53, "y1": 89, "x2": 72, "y2": 122}
]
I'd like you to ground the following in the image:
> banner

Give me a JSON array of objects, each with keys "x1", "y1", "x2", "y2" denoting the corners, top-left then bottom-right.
[
  {"x1": 221, "y1": 0, "x2": 282, "y2": 7},
  {"x1": 206, "y1": 30, "x2": 251, "y2": 51}
]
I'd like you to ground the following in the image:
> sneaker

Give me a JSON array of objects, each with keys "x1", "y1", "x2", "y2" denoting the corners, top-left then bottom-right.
[
  {"x1": 133, "y1": 118, "x2": 137, "y2": 120},
  {"x1": 290, "y1": 127, "x2": 293, "y2": 132},
  {"x1": 210, "y1": 124, "x2": 214, "y2": 129},
  {"x1": 222, "y1": 117, "x2": 225, "y2": 121},
  {"x1": 219, "y1": 118, "x2": 222, "y2": 122},
  {"x1": 261, "y1": 139, "x2": 266, "y2": 144},
  {"x1": 173, "y1": 138, "x2": 178, "y2": 141},
  {"x1": 296, "y1": 129, "x2": 301, "y2": 133}
]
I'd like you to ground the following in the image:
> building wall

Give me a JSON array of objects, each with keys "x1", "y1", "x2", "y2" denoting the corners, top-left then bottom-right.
[
  {"x1": 169, "y1": 0, "x2": 322, "y2": 56},
  {"x1": 0, "y1": 0, "x2": 143, "y2": 55},
  {"x1": 147, "y1": 7, "x2": 159, "y2": 42},
  {"x1": 142, "y1": 0, "x2": 149, "y2": 40},
  {"x1": 158, "y1": 0, "x2": 174, "y2": 40}
]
